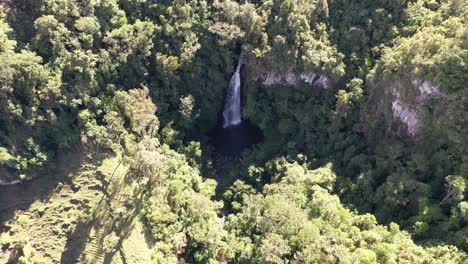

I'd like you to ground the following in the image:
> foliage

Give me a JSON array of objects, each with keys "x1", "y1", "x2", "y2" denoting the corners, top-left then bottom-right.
[
  {"x1": 133, "y1": 139, "x2": 227, "y2": 263},
  {"x1": 224, "y1": 160, "x2": 466, "y2": 263},
  {"x1": 0, "y1": 0, "x2": 466, "y2": 262}
]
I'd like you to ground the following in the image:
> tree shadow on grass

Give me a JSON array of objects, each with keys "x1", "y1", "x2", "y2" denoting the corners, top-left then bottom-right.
[
  {"x1": 0, "y1": 147, "x2": 96, "y2": 230},
  {"x1": 60, "y1": 166, "x2": 118, "y2": 264},
  {"x1": 104, "y1": 167, "x2": 158, "y2": 263},
  {"x1": 60, "y1": 159, "x2": 150, "y2": 264}
]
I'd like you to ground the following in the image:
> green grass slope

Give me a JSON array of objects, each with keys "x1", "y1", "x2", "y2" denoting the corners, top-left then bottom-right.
[{"x1": 0, "y1": 150, "x2": 153, "y2": 264}]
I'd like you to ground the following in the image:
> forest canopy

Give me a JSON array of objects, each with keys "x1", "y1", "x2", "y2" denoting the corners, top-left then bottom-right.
[{"x1": 0, "y1": 0, "x2": 466, "y2": 263}]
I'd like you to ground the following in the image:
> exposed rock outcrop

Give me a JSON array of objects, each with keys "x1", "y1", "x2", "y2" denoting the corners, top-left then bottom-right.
[
  {"x1": 391, "y1": 97, "x2": 419, "y2": 136},
  {"x1": 255, "y1": 72, "x2": 330, "y2": 89},
  {"x1": 0, "y1": 176, "x2": 33, "y2": 186},
  {"x1": 388, "y1": 79, "x2": 443, "y2": 136},
  {"x1": 411, "y1": 79, "x2": 444, "y2": 102}
]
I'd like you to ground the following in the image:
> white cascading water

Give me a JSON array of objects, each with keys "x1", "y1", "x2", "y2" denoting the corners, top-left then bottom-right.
[{"x1": 222, "y1": 58, "x2": 242, "y2": 128}]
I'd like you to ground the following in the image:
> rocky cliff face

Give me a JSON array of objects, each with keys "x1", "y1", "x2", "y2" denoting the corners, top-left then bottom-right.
[
  {"x1": 0, "y1": 176, "x2": 33, "y2": 186},
  {"x1": 366, "y1": 68, "x2": 448, "y2": 138},
  {"x1": 388, "y1": 79, "x2": 443, "y2": 136},
  {"x1": 254, "y1": 72, "x2": 330, "y2": 89}
]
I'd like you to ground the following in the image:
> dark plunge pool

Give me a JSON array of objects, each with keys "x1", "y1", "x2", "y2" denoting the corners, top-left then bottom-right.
[{"x1": 210, "y1": 120, "x2": 263, "y2": 156}]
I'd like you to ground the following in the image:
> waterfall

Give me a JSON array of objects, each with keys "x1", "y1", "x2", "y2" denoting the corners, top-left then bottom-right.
[{"x1": 222, "y1": 58, "x2": 242, "y2": 128}]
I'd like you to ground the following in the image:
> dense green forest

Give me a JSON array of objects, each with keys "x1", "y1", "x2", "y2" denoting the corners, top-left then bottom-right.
[{"x1": 0, "y1": 0, "x2": 466, "y2": 263}]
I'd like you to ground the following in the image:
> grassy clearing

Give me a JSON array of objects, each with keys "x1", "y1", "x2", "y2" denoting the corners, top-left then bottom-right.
[{"x1": 0, "y1": 150, "x2": 154, "y2": 264}]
